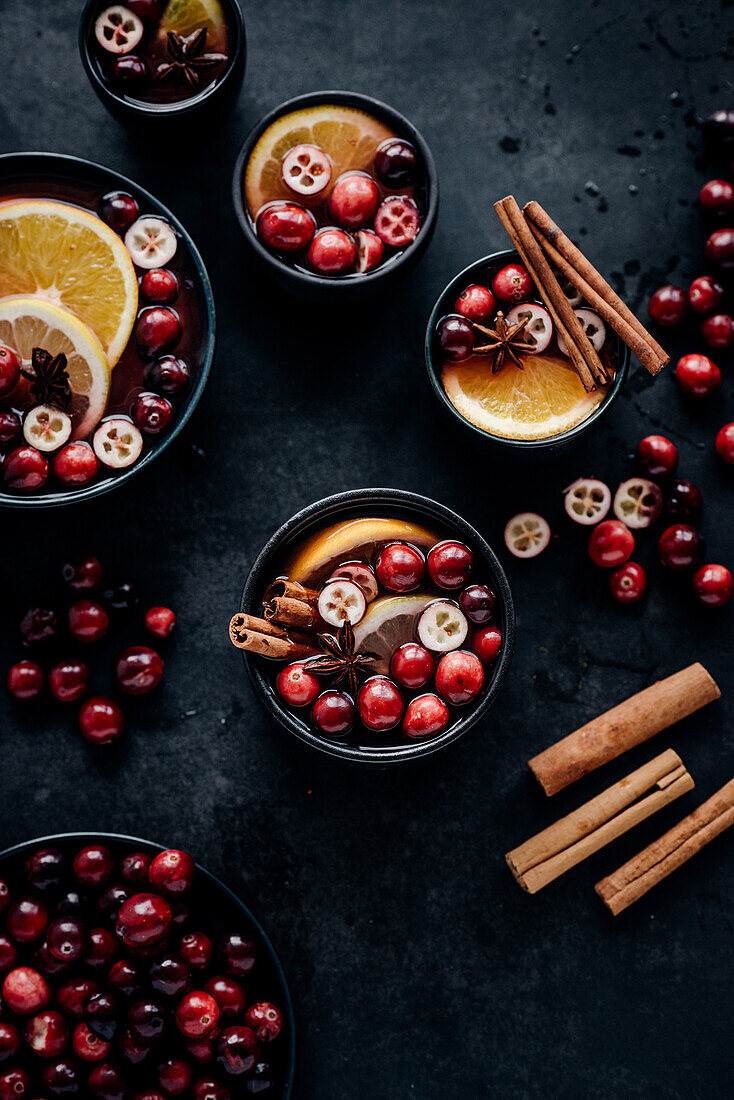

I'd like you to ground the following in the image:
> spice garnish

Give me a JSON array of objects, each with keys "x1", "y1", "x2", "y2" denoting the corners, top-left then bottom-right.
[
  {"x1": 472, "y1": 311, "x2": 535, "y2": 373},
  {"x1": 21, "y1": 348, "x2": 72, "y2": 410},
  {"x1": 154, "y1": 29, "x2": 226, "y2": 91},
  {"x1": 305, "y1": 620, "x2": 377, "y2": 697}
]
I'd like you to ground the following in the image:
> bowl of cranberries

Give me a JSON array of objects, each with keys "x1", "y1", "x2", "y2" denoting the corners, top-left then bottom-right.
[
  {"x1": 232, "y1": 91, "x2": 438, "y2": 301},
  {"x1": 0, "y1": 833, "x2": 295, "y2": 1098},
  {"x1": 237, "y1": 488, "x2": 514, "y2": 765}
]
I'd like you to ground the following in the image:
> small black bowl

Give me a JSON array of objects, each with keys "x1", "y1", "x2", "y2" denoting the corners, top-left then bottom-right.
[
  {"x1": 232, "y1": 90, "x2": 439, "y2": 303},
  {"x1": 239, "y1": 488, "x2": 515, "y2": 765},
  {"x1": 0, "y1": 831, "x2": 296, "y2": 1097},
  {"x1": 79, "y1": 0, "x2": 246, "y2": 126},
  {"x1": 425, "y1": 249, "x2": 631, "y2": 459}
]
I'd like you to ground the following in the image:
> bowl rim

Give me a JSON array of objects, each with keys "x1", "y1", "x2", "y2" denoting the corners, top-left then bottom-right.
[
  {"x1": 231, "y1": 89, "x2": 439, "y2": 293},
  {"x1": 78, "y1": 0, "x2": 246, "y2": 120},
  {"x1": 239, "y1": 487, "x2": 515, "y2": 765},
  {"x1": 0, "y1": 150, "x2": 216, "y2": 509},
  {"x1": 424, "y1": 248, "x2": 631, "y2": 452},
  {"x1": 0, "y1": 829, "x2": 296, "y2": 1097}
]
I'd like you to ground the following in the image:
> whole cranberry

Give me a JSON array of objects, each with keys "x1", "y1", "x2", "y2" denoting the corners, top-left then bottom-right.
[
  {"x1": 108, "y1": 959, "x2": 140, "y2": 998},
  {"x1": 117, "y1": 893, "x2": 172, "y2": 948},
  {"x1": 435, "y1": 650, "x2": 484, "y2": 705},
  {"x1": 257, "y1": 203, "x2": 315, "y2": 252},
  {"x1": 41, "y1": 1058, "x2": 80, "y2": 1095},
  {"x1": 220, "y1": 933, "x2": 256, "y2": 977},
  {"x1": 390, "y1": 642, "x2": 435, "y2": 690},
  {"x1": 68, "y1": 600, "x2": 109, "y2": 643},
  {"x1": 193, "y1": 1079, "x2": 229, "y2": 1100},
  {"x1": 56, "y1": 976, "x2": 98, "y2": 1019},
  {"x1": 312, "y1": 690, "x2": 353, "y2": 736},
  {"x1": 705, "y1": 226, "x2": 734, "y2": 268},
  {"x1": 216, "y1": 1026, "x2": 260, "y2": 1076},
  {"x1": 34, "y1": 941, "x2": 71, "y2": 979},
  {"x1": 0, "y1": 935, "x2": 18, "y2": 973},
  {"x1": 688, "y1": 274, "x2": 724, "y2": 315},
  {"x1": 85, "y1": 928, "x2": 118, "y2": 971},
  {"x1": 179, "y1": 932, "x2": 213, "y2": 969},
  {"x1": 472, "y1": 625, "x2": 502, "y2": 664},
  {"x1": 146, "y1": 355, "x2": 190, "y2": 395},
  {"x1": 492, "y1": 262, "x2": 533, "y2": 304},
  {"x1": 0, "y1": 882, "x2": 7, "y2": 915},
  {"x1": 0, "y1": 1022, "x2": 19, "y2": 1063},
  {"x1": 636, "y1": 434, "x2": 678, "y2": 478},
  {"x1": 98, "y1": 882, "x2": 130, "y2": 922},
  {"x1": 132, "y1": 392, "x2": 174, "y2": 434},
  {"x1": 53, "y1": 441, "x2": 100, "y2": 486},
  {"x1": 692, "y1": 564, "x2": 733, "y2": 608},
  {"x1": 375, "y1": 542, "x2": 425, "y2": 592},
  {"x1": 402, "y1": 694, "x2": 450, "y2": 738},
  {"x1": 699, "y1": 179, "x2": 734, "y2": 215},
  {"x1": 675, "y1": 353, "x2": 721, "y2": 398},
  {"x1": 115, "y1": 646, "x2": 164, "y2": 694},
  {"x1": 458, "y1": 583, "x2": 496, "y2": 624},
  {"x1": 244, "y1": 1003, "x2": 283, "y2": 1043},
  {"x1": 136, "y1": 307, "x2": 181, "y2": 358},
  {"x1": 20, "y1": 606, "x2": 57, "y2": 646},
  {"x1": 99, "y1": 191, "x2": 139, "y2": 232},
  {"x1": 608, "y1": 561, "x2": 647, "y2": 603},
  {"x1": 204, "y1": 976, "x2": 245, "y2": 1021},
  {"x1": 427, "y1": 541, "x2": 473, "y2": 589},
  {"x1": 588, "y1": 520, "x2": 635, "y2": 568},
  {"x1": 25, "y1": 847, "x2": 64, "y2": 893},
  {"x1": 357, "y1": 676, "x2": 404, "y2": 731},
  {"x1": 0, "y1": 410, "x2": 21, "y2": 444},
  {"x1": 84, "y1": 992, "x2": 120, "y2": 1043},
  {"x1": 79, "y1": 698, "x2": 125, "y2": 746},
  {"x1": 455, "y1": 284, "x2": 495, "y2": 322},
  {"x1": 247, "y1": 1061, "x2": 275, "y2": 1093},
  {"x1": 715, "y1": 422, "x2": 734, "y2": 465},
  {"x1": 72, "y1": 1020, "x2": 110, "y2": 1063},
  {"x1": 175, "y1": 991, "x2": 220, "y2": 1039},
  {"x1": 437, "y1": 314, "x2": 475, "y2": 361},
  {"x1": 373, "y1": 138, "x2": 417, "y2": 187},
  {"x1": 658, "y1": 524, "x2": 705, "y2": 570},
  {"x1": 7, "y1": 661, "x2": 43, "y2": 701},
  {"x1": 128, "y1": 997, "x2": 166, "y2": 1043},
  {"x1": 665, "y1": 479, "x2": 703, "y2": 521},
  {"x1": 276, "y1": 662, "x2": 320, "y2": 707},
  {"x1": 702, "y1": 313, "x2": 734, "y2": 350},
  {"x1": 49, "y1": 659, "x2": 90, "y2": 703},
  {"x1": 3, "y1": 966, "x2": 50, "y2": 1014},
  {"x1": 185, "y1": 1031, "x2": 217, "y2": 1063},
  {"x1": 0, "y1": 1070, "x2": 29, "y2": 1100},
  {"x1": 127, "y1": 0, "x2": 162, "y2": 18},
  {"x1": 7, "y1": 896, "x2": 48, "y2": 942},
  {"x1": 110, "y1": 53, "x2": 149, "y2": 86},
  {"x1": 24, "y1": 1009, "x2": 68, "y2": 1058},
  {"x1": 47, "y1": 917, "x2": 84, "y2": 962},
  {"x1": 62, "y1": 555, "x2": 103, "y2": 591},
  {"x1": 141, "y1": 268, "x2": 178, "y2": 304},
  {"x1": 3, "y1": 446, "x2": 49, "y2": 490},
  {"x1": 328, "y1": 173, "x2": 379, "y2": 229},
  {"x1": 145, "y1": 606, "x2": 176, "y2": 638},
  {"x1": 88, "y1": 1061, "x2": 126, "y2": 1098},
  {"x1": 307, "y1": 227, "x2": 356, "y2": 275},
  {"x1": 150, "y1": 954, "x2": 190, "y2": 997},
  {"x1": 149, "y1": 850, "x2": 195, "y2": 895},
  {"x1": 73, "y1": 845, "x2": 114, "y2": 886},
  {"x1": 157, "y1": 1057, "x2": 192, "y2": 1095},
  {"x1": 648, "y1": 285, "x2": 687, "y2": 326},
  {"x1": 0, "y1": 344, "x2": 20, "y2": 398},
  {"x1": 121, "y1": 852, "x2": 151, "y2": 882}
]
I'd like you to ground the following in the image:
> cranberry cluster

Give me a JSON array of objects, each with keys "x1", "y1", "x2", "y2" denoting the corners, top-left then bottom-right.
[
  {"x1": 5, "y1": 555, "x2": 175, "y2": 745},
  {"x1": 0, "y1": 841, "x2": 285, "y2": 1097}
]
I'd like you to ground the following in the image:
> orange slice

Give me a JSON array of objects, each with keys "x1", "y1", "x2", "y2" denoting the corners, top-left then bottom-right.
[
  {"x1": 160, "y1": 0, "x2": 228, "y2": 51},
  {"x1": 286, "y1": 517, "x2": 439, "y2": 588},
  {"x1": 442, "y1": 352, "x2": 608, "y2": 441},
  {"x1": 245, "y1": 105, "x2": 395, "y2": 216},
  {"x1": 352, "y1": 594, "x2": 435, "y2": 674}
]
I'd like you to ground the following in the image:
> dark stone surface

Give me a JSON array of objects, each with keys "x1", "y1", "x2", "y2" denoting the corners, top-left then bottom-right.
[{"x1": 1, "y1": 1, "x2": 733, "y2": 1096}]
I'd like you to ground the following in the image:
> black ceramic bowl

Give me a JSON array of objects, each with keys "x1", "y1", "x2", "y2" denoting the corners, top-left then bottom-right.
[
  {"x1": 232, "y1": 90, "x2": 439, "y2": 302},
  {"x1": 0, "y1": 152, "x2": 216, "y2": 509},
  {"x1": 425, "y1": 249, "x2": 631, "y2": 459},
  {"x1": 239, "y1": 488, "x2": 515, "y2": 765},
  {"x1": 79, "y1": 0, "x2": 246, "y2": 125},
  {"x1": 0, "y1": 831, "x2": 295, "y2": 1097}
]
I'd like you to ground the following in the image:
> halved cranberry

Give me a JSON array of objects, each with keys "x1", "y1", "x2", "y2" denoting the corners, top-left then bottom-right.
[
  {"x1": 216, "y1": 1026, "x2": 260, "y2": 1076},
  {"x1": 0, "y1": 345, "x2": 20, "y2": 398},
  {"x1": 141, "y1": 268, "x2": 178, "y2": 303},
  {"x1": 117, "y1": 894, "x2": 172, "y2": 948},
  {"x1": 492, "y1": 263, "x2": 533, "y2": 304},
  {"x1": 403, "y1": 694, "x2": 450, "y2": 738},
  {"x1": 3, "y1": 445, "x2": 48, "y2": 490},
  {"x1": 204, "y1": 976, "x2": 245, "y2": 1021},
  {"x1": 79, "y1": 698, "x2": 125, "y2": 746},
  {"x1": 132, "y1": 392, "x2": 174, "y2": 434},
  {"x1": 307, "y1": 227, "x2": 356, "y2": 275},
  {"x1": 115, "y1": 645, "x2": 164, "y2": 694},
  {"x1": 355, "y1": 228, "x2": 384, "y2": 273},
  {"x1": 68, "y1": 600, "x2": 109, "y2": 643},
  {"x1": 62, "y1": 555, "x2": 103, "y2": 591},
  {"x1": 145, "y1": 606, "x2": 176, "y2": 638},
  {"x1": 3, "y1": 966, "x2": 50, "y2": 1014},
  {"x1": 6, "y1": 661, "x2": 43, "y2": 701},
  {"x1": 49, "y1": 659, "x2": 90, "y2": 703},
  {"x1": 329, "y1": 173, "x2": 379, "y2": 229},
  {"x1": 455, "y1": 284, "x2": 495, "y2": 322},
  {"x1": 24, "y1": 1009, "x2": 68, "y2": 1058},
  {"x1": 53, "y1": 441, "x2": 100, "y2": 486},
  {"x1": 257, "y1": 203, "x2": 315, "y2": 252},
  {"x1": 648, "y1": 284, "x2": 687, "y2": 326},
  {"x1": 149, "y1": 850, "x2": 195, "y2": 895},
  {"x1": 146, "y1": 354, "x2": 190, "y2": 395},
  {"x1": 374, "y1": 196, "x2": 420, "y2": 247}
]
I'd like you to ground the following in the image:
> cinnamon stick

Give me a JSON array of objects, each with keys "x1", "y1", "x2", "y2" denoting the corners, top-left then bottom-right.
[
  {"x1": 528, "y1": 663, "x2": 720, "y2": 796},
  {"x1": 262, "y1": 579, "x2": 319, "y2": 606},
  {"x1": 596, "y1": 778, "x2": 734, "y2": 915},
  {"x1": 230, "y1": 613, "x2": 289, "y2": 640},
  {"x1": 263, "y1": 596, "x2": 318, "y2": 631},
  {"x1": 507, "y1": 749, "x2": 693, "y2": 894},
  {"x1": 228, "y1": 614, "x2": 318, "y2": 661},
  {"x1": 523, "y1": 200, "x2": 669, "y2": 375},
  {"x1": 494, "y1": 196, "x2": 603, "y2": 390}
]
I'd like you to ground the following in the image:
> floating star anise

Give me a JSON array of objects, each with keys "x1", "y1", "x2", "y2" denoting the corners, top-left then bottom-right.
[
  {"x1": 154, "y1": 28, "x2": 226, "y2": 91},
  {"x1": 21, "y1": 348, "x2": 72, "y2": 410},
  {"x1": 304, "y1": 620, "x2": 377, "y2": 697},
  {"x1": 472, "y1": 310, "x2": 536, "y2": 373}
]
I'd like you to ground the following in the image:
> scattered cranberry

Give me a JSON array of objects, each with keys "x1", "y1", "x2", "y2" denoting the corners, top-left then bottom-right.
[
  {"x1": 715, "y1": 422, "x2": 734, "y2": 464},
  {"x1": 117, "y1": 893, "x2": 172, "y2": 948},
  {"x1": 0, "y1": 1021, "x2": 19, "y2": 1062},
  {"x1": 150, "y1": 954, "x2": 190, "y2": 998},
  {"x1": 636, "y1": 434, "x2": 678, "y2": 478},
  {"x1": 204, "y1": 976, "x2": 245, "y2": 1021},
  {"x1": 357, "y1": 677, "x2": 404, "y2": 731},
  {"x1": 375, "y1": 542, "x2": 425, "y2": 592},
  {"x1": 175, "y1": 991, "x2": 220, "y2": 1039},
  {"x1": 373, "y1": 138, "x2": 417, "y2": 188},
  {"x1": 99, "y1": 191, "x2": 139, "y2": 233},
  {"x1": 257, "y1": 203, "x2": 315, "y2": 252},
  {"x1": 24, "y1": 1009, "x2": 68, "y2": 1058},
  {"x1": 79, "y1": 697, "x2": 125, "y2": 745},
  {"x1": 144, "y1": 606, "x2": 176, "y2": 639},
  {"x1": 688, "y1": 274, "x2": 724, "y2": 315},
  {"x1": 110, "y1": 53, "x2": 149, "y2": 86},
  {"x1": 455, "y1": 284, "x2": 495, "y2": 322},
  {"x1": 435, "y1": 650, "x2": 484, "y2": 704},
  {"x1": 6, "y1": 660, "x2": 43, "y2": 701},
  {"x1": 0, "y1": 344, "x2": 20, "y2": 398},
  {"x1": 458, "y1": 583, "x2": 496, "y2": 624},
  {"x1": 276, "y1": 662, "x2": 320, "y2": 707},
  {"x1": 608, "y1": 561, "x2": 647, "y2": 603},
  {"x1": 157, "y1": 1057, "x2": 192, "y2": 1095},
  {"x1": 705, "y1": 226, "x2": 734, "y2": 268},
  {"x1": 141, "y1": 268, "x2": 178, "y2": 304},
  {"x1": 62, "y1": 555, "x2": 103, "y2": 591},
  {"x1": 675, "y1": 352, "x2": 721, "y2": 398},
  {"x1": 355, "y1": 228, "x2": 384, "y2": 273},
  {"x1": 438, "y1": 315, "x2": 474, "y2": 361},
  {"x1": 699, "y1": 179, "x2": 734, "y2": 215},
  {"x1": 0, "y1": 410, "x2": 21, "y2": 444},
  {"x1": 104, "y1": 581, "x2": 139, "y2": 611},
  {"x1": 149, "y1": 850, "x2": 194, "y2": 896},
  {"x1": 588, "y1": 520, "x2": 635, "y2": 568},
  {"x1": 132, "y1": 392, "x2": 174, "y2": 434},
  {"x1": 666, "y1": 479, "x2": 703, "y2": 520},
  {"x1": 20, "y1": 606, "x2": 57, "y2": 647},
  {"x1": 390, "y1": 642, "x2": 435, "y2": 690},
  {"x1": 472, "y1": 625, "x2": 502, "y2": 665},
  {"x1": 244, "y1": 1002, "x2": 283, "y2": 1044},
  {"x1": 68, "y1": 599, "x2": 109, "y2": 643},
  {"x1": 307, "y1": 227, "x2": 356, "y2": 275},
  {"x1": 312, "y1": 690, "x2": 353, "y2": 736},
  {"x1": 220, "y1": 933, "x2": 255, "y2": 978},
  {"x1": 3, "y1": 446, "x2": 49, "y2": 491},
  {"x1": 692, "y1": 563, "x2": 733, "y2": 607},
  {"x1": 48, "y1": 659, "x2": 90, "y2": 703},
  {"x1": 648, "y1": 284, "x2": 687, "y2": 326},
  {"x1": 702, "y1": 313, "x2": 734, "y2": 350},
  {"x1": 402, "y1": 694, "x2": 450, "y2": 738},
  {"x1": 3, "y1": 966, "x2": 50, "y2": 1014},
  {"x1": 374, "y1": 196, "x2": 420, "y2": 247},
  {"x1": 658, "y1": 524, "x2": 705, "y2": 570},
  {"x1": 427, "y1": 541, "x2": 473, "y2": 589},
  {"x1": 146, "y1": 354, "x2": 190, "y2": 395},
  {"x1": 493, "y1": 262, "x2": 533, "y2": 304},
  {"x1": 328, "y1": 173, "x2": 379, "y2": 229},
  {"x1": 179, "y1": 932, "x2": 213, "y2": 969},
  {"x1": 216, "y1": 1025, "x2": 260, "y2": 1076},
  {"x1": 7, "y1": 895, "x2": 48, "y2": 942},
  {"x1": 136, "y1": 307, "x2": 181, "y2": 359},
  {"x1": 115, "y1": 646, "x2": 164, "y2": 695}
]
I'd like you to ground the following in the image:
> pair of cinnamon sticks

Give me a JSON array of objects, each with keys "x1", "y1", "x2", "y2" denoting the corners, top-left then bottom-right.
[
  {"x1": 229, "y1": 579, "x2": 321, "y2": 660},
  {"x1": 493, "y1": 196, "x2": 669, "y2": 391}
]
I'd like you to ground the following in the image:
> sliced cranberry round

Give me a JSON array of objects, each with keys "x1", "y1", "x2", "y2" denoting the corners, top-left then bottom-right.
[
  {"x1": 62, "y1": 555, "x2": 103, "y2": 591},
  {"x1": 312, "y1": 690, "x2": 353, "y2": 736},
  {"x1": 702, "y1": 313, "x2": 734, "y2": 349},
  {"x1": 157, "y1": 1057, "x2": 192, "y2": 1096},
  {"x1": 141, "y1": 268, "x2": 178, "y2": 304},
  {"x1": 175, "y1": 991, "x2": 220, "y2": 1039},
  {"x1": 280, "y1": 143, "x2": 331, "y2": 196},
  {"x1": 179, "y1": 932, "x2": 213, "y2": 969},
  {"x1": 375, "y1": 542, "x2": 425, "y2": 592},
  {"x1": 3, "y1": 966, "x2": 50, "y2": 1014},
  {"x1": 609, "y1": 562, "x2": 647, "y2": 603},
  {"x1": 68, "y1": 600, "x2": 109, "y2": 643},
  {"x1": 688, "y1": 274, "x2": 724, "y2": 314},
  {"x1": 692, "y1": 563, "x2": 733, "y2": 608},
  {"x1": 204, "y1": 976, "x2": 245, "y2": 1021},
  {"x1": 115, "y1": 646, "x2": 163, "y2": 694},
  {"x1": 492, "y1": 262, "x2": 533, "y2": 304},
  {"x1": 699, "y1": 178, "x2": 734, "y2": 215},
  {"x1": 636, "y1": 434, "x2": 678, "y2": 478},
  {"x1": 132, "y1": 392, "x2": 174, "y2": 435},
  {"x1": 73, "y1": 845, "x2": 114, "y2": 887},
  {"x1": 455, "y1": 284, "x2": 495, "y2": 322},
  {"x1": 435, "y1": 650, "x2": 484, "y2": 705},
  {"x1": 355, "y1": 228, "x2": 384, "y2": 273},
  {"x1": 216, "y1": 1025, "x2": 260, "y2": 1076},
  {"x1": 7, "y1": 896, "x2": 48, "y2": 943},
  {"x1": 79, "y1": 698, "x2": 125, "y2": 746},
  {"x1": 146, "y1": 354, "x2": 190, "y2": 395},
  {"x1": 6, "y1": 661, "x2": 43, "y2": 701},
  {"x1": 220, "y1": 933, "x2": 255, "y2": 977},
  {"x1": 117, "y1": 893, "x2": 172, "y2": 948},
  {"x1": 150, "y1": 955, "x2": 190, "y2": 998},
  {"x1": 257, "y1": 203, "x2": 315, "y2": 252},
  {"x1": 99, "y1": 190, "x2": 139, "y2": 232},
  {"x1": 613, "y1": 478, "x2": 663, "y2": 529},
  {"x1": 588, "y1": 520, "x2": 635, "y2": 568},
  {"x1": 49, "y1": 659, "x2": 90, "y2": 703},
  {"x1": 427, "y1": 541, "x2": 473, "y2": 589},
  {"x1": 149, "y1": 850, "x2": 194, "y2": 895},
  {"x1": 0, "y1": 410, "x2": 21, "y2": 444},
  {"x1": 357, "y1": 676, "x2": 404, "y2": 731},
  {"x1": 390, "y1": 643, "x2": 435, "y2": 690},
  {"x1": 437, "y1": 314, "x2": 474, "y2": 361},
  {"x1": 307, "y1": 227, "x2": 356, "y2": 275},
  {"x1": 0, "y1": 345, "x2": 20, "y2": 398},
  {"x1": 374, "y1": 196, "x2": 420, "y2": 247},
  {"x1": 244, "y1": 1002, "x2": 283, "y2": 1043},
  {"x1": 705, "y1": 226, "x2": 734, "y2": 268},
  {"x1": 648, "y1": 284, "x2": 687, "y2": 326},
  {"x1": 658, "y1": 524, "x2": 705, "y2": 570},
  {"x1": 373, "y1": 138, "x2": 417, "y2": 187},
  {"x1": 24, "y1": 1009, "x2": 68, "y2": 1058},
  {"x1": 145, "y1": 606, "x2": 176, "y2": 638},
  {"x1": 3, "y1": 446, "x2": 49, "y2": 490}
]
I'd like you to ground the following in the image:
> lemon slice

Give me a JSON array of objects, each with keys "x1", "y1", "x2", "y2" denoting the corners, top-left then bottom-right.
[
  {"x1": 442, "y1": 353, "x2": 608, "y2": 441},
  {"x1": 286, "y1": 517, "x2": 440, "y2": 587},
  {"x1": 245, "y1": 105, "x2": 395, "y2": 216},
  {"x1": 0, "y1": 200, "x2": 138, "y2": 367},
  {"x1": 161, "y1": 0, "x2": 227, "y2": 46},
  {"x1": 353, "y1": 594, "x2": 435, "y2": 674},
  {"x1": 0, "y1": 297, "x2": 110, "y2": 440}
]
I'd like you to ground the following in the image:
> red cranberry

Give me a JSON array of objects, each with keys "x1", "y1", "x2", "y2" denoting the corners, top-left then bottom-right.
[
  {"x1": 56, "y1": 977, "x2": 99, "y2": 1019},
  {"x1": 355, "y1": 228, "x2": 384, "y2": 273},
  {"x1": 705, "y1": 226, "x2": 734, "y2": 268},
  {"x1": 132, "y1": 392, "x2": 173, "y2": 435},
  {"x1": 357, "y1": 676, "x2": 404, "y2": 731},
  {"x1": 658, "y1": 524, "x2": 705, "y2": 570},
  {"x1": 257, "y1": 203, "x2": 315, "y2": 252},
  {"x1": 145, "y1": 606, "x2": 176, "y2": 638},
  {"x1": 99, "y1": 191, "x2": 139, "y2": 233},
  {"x1": 0, "y1": 883, "x2": 7, "y2": 915},
  {"x1": 307, "y1": 227, "x2": 356, "y2": 275},
  {"x1": 51, "y1": 441, "x2": 98, "y2": 487},
  {"x1": 136, "y1": 307, "x2": 181, "y2": 358},
  {"x1": 7, "y1": 896, "x2": 48, "y2": 943},
  {"x1": 458, "y1": 584, "x2": 496, "y2": 624},
  {"x1": 110, "y1": 53, "x2": 149, "y2": 86},
  {"x1": 179, "y1": 932, "x2": 213, "y2": 969},
  {"x1": 115, "y1": 646, "x2": 164, "y2": 694},
  {"x1": 68, "y1": 600, "x2": 109, "y2": 643},
  {"x1": 455, "y1": 284, "x2": 495, "y2": 322},
  {"x1": 438, "y1": 315, "x2": 475, "y2": 361},
  {"x1": 244, "y1": 1003, "x2": 282, "y2": 1044},
  {"x1": 375, "y1": 542, "x2": 425, "y2": 592},
  {"x1": 648, "y1": 285, "x2": 687, "y2": 326},
  {"x1": 216, "y1": 1026, "x2": 260, "y2": 1076},
  {"x1": 692, "y1": 563, "x2": 733, "y2": 608},
  {"x1": 715, "y1": 422, "x2": 734, "y2": 465},
  {"x1": 3, "y1": 967, "x2": 50, "y2": 1014},
  {"x1": 108, "y1": 959, "x2": 140, "y2": 997},
  {"x1": 608, "y1": 561, "x2": 647, "y2": 603},
  {"x1": 47, "y1": 918, "x2": 84, "y2": 962},
  {"x1": 588, "y1": 520, "x2": 635, "y2": 568},
  {"x1": 88, "y1": 1061, "x2": 126, "y2": 1098},
  {"x1": 373, "y1": 196, "x2": 420, "y2": 247},
  {"x1": 6, "y1": 661, "x2": 43, "y2": 701},
  {"x1": 48, "y1": 659, "x2": 89, "y2": 703},
  {"x1": 0, "y1": 1022, "x2": 19, "y2": 1063},
  {"x1": 141, "y1": 268, "x2": 178, "y2": 304},
  {"x1": 175, "y1": 991, "x2": 220, "y2": 1039},
  {"x1": 328, "y1": 173, "x2": 379, "y2": 229},
  {"x1": 402, "y1": 694, "x2": 450, "y2": 738},
  {"x1": 312, "y1": 690, "x2": 354, "y2": 736},
  {"x1": 699, "y1": 179, "x2": 734, "y2": 215},
  {"x1": 427, "y1": 541, "x2": 473, "y2": 589},
  {"x1": 276, "y1": 662, "x2": 320, "y2": 707},
  {"x1": 24, "y1": 1009, "x2": 68, "y2": 1058},
  {"x1": 79, "y1": 698, "x2": 125, "y2": 746},
  {"x1": 472, "y1": 625, "x2": 502, "y2": 664},
  {"x1": 157, "y1": 1057, "x2": 192, "y2": 1095},
  {"x1": 193, "y1": 1079, "x2": 228, "y2": 1100},
  {"x1": 492, "y1": 262, "x2": 533, "y2": 304},
  {"x1": 121, "y1": 1027, "x2": 152, "y2": 1065},
  {"x1": 98, "y1": 882, "x2": 130, "y2": 921},
  {"x1": 62, "y1": 555, "x2": 103, "y2": 591},
  {"x1": 121, "y1": 852, "x2": 151, "y2": 882},
  {"x1": 675, "y1": 353, "x2": 721, "y2": 398},
  {"x1": 85, "y1": 929, "x2": 118, "y2": 971},
  {"x1": 665, "y1": 479, "x2": 703, "y2": 520},
  {"x1": 435, "y1": 650, "x2": 484, "y2": 705},
  {"x1": 149, "y1": 850, "x2": 194, "y2": 895},
  {"x1": 204, "y1": 976, "x2": 244, "y2": 1021},
  {"x1": 220, "y1": 933, "x2": 255, "y2": 977},
  {"x1": 702, "y1": 313, "x2": 734, "y2": 350},
  {"x1": 150, "y1": 954, "x2": 190, "y2": 997},
  {"x1": 72, "y1": 1021, "x2": 110, "y2": 1062},
  {"x1": 34, "y1": 940, "x2": 71, "y2": 979},
  {"x1": 0, "y1": 410, "x2": 21, "y2": 444},
  {"x1": 3, "y1": 446, "x2": 49, "y2": 490},
  {"x1": 390, "y1": 643, "x2": 434, "y2": 690},
  {"x1": 0, "y1": 345, "x2": 20, "y2": 398},
  {"x1": 128, "y1": 997, "x2": 166, "y2": 1043},
  {"x1": 73, "y1": 845, "x2": 114, "y2": 887},
  {"x1": 146, "y1": 354, "x2": 190, "y2": 395},
  {"x1": 127, "y1": 0, "x2": 162, "y2": 18},
  {"x1": 688, "y1": 275, "x2": 724, "y2": 314},
  {"x1": 117, "y1": 893, "x2": 172, "y2": 948},
  {"x1": 25, "y1": 848, "x2": 64, "y2": 892},
  {"x1": 373, "y1": 138, "x2": 417, "y2": 187},
  {"x1": 0, "y1": 936, "x2": 18, "y2": 973},
  {"x1": 0, "y1": 1070, "x2": 29, "y2": 1100},
  {"x1": 636, "y1": 434, "x2": 678, "y2": 478},
  {"x1": 42, "y1": 1058, "x2": 81, "y2": 1095}
]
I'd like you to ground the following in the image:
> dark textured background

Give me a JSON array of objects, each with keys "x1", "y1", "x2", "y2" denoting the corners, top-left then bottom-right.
[{"x1": 2, "y1": 1, "x2": 734, "y2": 1096}]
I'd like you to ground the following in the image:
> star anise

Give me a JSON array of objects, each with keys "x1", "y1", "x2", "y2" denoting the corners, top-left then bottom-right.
[
  {"x1": 21, "y1": 348, "x2": 72, "y2": 410},
  {"x1": 154, "y1": 28, "x2": 226, "y2": 91},
  {"x1": 304, "y1": 620, "x2": 377, "y2": 697},
  {"x1": 472, "y1": 311, "x2": 535, "y2": 373}
]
